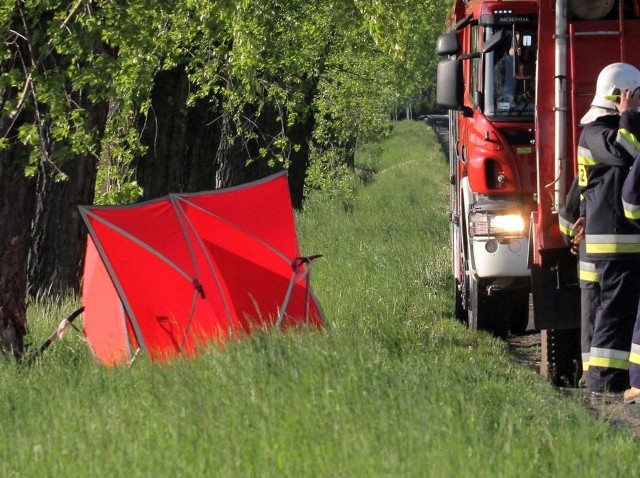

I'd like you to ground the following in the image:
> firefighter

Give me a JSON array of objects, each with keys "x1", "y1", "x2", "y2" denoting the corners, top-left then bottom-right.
[
  {"x1": 576, "y1": 63, "x2": 640, "y2": 403},
  {"x1": 558, "y1": 178, "x2": 599, "y2": 384},
  {"x1": 620, "y1": 123, "x2": 640, "y2": 403},
  {"x1": 494, "y1": 42, "x2": 515, "y2": 104}
]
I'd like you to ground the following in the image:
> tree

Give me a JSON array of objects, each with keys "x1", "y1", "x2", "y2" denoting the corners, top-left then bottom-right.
[
  {"x1": 0, "y1": 0, "x2": 451, "y2": 357},
  {"x1": 0, "y1": 0, "x2": 155, "y2": 352},
  {"x1": 1, "y1": 1, "x2": 113, "y2": 353}
]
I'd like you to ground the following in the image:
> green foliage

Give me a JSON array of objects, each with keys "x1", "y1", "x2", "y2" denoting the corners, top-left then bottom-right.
[
  {"x1": 304, "y1": 147, "x2": 358, "y2": 201},
  {"x1": 5, "y1": 123, "x2": 639, "y2": 477},
  {"x1": 1, "y1": 1, "x2": 451, "y2": 199},
  {"x1": 1, "y1": 2, "x2": 116, "y2": 168},
  {"x1": 353, "y1": 0, "x2": 448, "y2": 110}
]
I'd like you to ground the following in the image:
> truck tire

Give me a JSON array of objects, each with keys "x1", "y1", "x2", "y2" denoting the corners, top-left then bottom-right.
[
  {"x1": 508, "y1": 291, "x2": 530, "y2": 334},
  {"x1": 468, "y1": 276, "x2": 509, "y2": 338},
  {"x1": 454, "y1": 278, "x2": 466, "y2": 323}
]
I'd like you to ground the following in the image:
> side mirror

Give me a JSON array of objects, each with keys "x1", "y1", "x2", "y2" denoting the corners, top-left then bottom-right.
[
  {"x1": 436, "y1": 33, "x2": 460, "y2": 57},
  {"x1": 436, "y1": 59, "x2": 463, "y2": 109}
]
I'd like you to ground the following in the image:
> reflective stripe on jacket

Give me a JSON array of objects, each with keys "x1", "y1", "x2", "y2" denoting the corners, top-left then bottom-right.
[{"x1": 578, "y1": 260, "x2": 599, "y2": 283}]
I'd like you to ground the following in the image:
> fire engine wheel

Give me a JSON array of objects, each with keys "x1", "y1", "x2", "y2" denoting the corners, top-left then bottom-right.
[
  {"x1": 467, "y1": 276, "x2": 509, "y2": 338},
  {"x1": 508, "y1": 291, "x2": 530, "y2": 334},
  {"x1": 454, "y1": 278, "x2": 466, "y2": 323}
]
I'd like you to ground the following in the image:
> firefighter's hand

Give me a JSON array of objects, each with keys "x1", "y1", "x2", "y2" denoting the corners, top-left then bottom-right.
[
  {"x1": 569, "y1": 242, "x2": 580, "y2": 255},
  {"x1": 616, "y1": 88, "x2": 640, "y2": 114},
  {"x1": 570, "y1": 216, "x2": 585, "y2": 255}
]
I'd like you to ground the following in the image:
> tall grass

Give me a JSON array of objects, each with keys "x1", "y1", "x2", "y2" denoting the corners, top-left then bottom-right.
[{"x1": 2, "y1": 121, "x2": 638, "y2": 477}]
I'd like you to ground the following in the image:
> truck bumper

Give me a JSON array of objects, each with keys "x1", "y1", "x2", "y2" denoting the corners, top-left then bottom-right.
[{"x1": 472, "y1": 236, "x2": 530, "y2": 278}]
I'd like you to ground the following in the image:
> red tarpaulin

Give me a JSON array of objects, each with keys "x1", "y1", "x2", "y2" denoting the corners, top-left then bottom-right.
[{"x1": 79, "y1": 172, "x2": 324, "y2": 365}]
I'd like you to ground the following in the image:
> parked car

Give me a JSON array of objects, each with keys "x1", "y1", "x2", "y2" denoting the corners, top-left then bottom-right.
[{"x1": 419, "y1": 114, "x2": 449, "y2": 128}]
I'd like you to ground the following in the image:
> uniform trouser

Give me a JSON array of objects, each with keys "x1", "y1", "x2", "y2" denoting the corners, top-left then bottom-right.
[
  {"x1": 587, "y1": 260, "x2": 640, "y2": 393},
  {"x1": 579, "y1": 255, "x2": 599, "y2": 374},
  {"x1": 580, "y1": 284, "x2": 599, "y2": 372}
]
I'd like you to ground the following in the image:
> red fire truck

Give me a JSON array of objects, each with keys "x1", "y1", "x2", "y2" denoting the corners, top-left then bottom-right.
[{"x1": 436, "y1": 0, "x2": 640, "y2": 384}]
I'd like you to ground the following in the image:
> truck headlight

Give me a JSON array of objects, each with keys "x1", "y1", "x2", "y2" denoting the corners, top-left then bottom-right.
[{"x1": 469, "y1": 212, "x2": 525, "y2": 237}]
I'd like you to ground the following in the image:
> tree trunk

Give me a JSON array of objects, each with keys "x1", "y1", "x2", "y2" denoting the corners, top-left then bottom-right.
[
  {"x1": 137, "y1": 67, "x2": 220, "y2": 199},
  {"x1": 289, "y1": 77, "x2": 319, "y2": 208},
  {"x1": 0, "y1": 147, "x2": 32, "y2": 357},
  {"x1": 214, "y1": 112, "x2": 249, "y2": 189},
  {"x1": 27, "y1": 101, "x2": 108, "y2": 298},
  {"x1": 286, "y1": 115, "x2": 314, "y2": 209},
  {"x1": 27, "y1": 155, "x2": 99, "y2": 298},
  {"x1": 137, "y1": 68, "x2": 317, "y2": 203}
]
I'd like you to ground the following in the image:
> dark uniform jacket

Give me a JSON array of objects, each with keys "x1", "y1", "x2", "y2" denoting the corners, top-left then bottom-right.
[{"x1": 577, "y1": 111, "x2": 640, "y2": 260}]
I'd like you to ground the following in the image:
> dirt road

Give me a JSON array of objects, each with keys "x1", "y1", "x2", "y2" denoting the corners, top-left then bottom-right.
[{"x1": 508, "y1": 332, "x2": 640, "y2": 437}]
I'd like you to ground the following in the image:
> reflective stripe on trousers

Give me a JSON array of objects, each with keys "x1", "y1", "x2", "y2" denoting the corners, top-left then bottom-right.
[{"x1": 580, "y1": 286, "x2": 599, "y2": 373}]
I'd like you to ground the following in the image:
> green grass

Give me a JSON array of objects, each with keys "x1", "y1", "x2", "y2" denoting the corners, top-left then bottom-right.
[{"x1": 4, "y1": 120, "x2": 639, "y2": 477}]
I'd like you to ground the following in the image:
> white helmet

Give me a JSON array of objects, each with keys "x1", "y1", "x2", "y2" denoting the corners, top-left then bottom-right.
[{"x1": 580, "y1": 62, "x2": 640, "y2": 125}]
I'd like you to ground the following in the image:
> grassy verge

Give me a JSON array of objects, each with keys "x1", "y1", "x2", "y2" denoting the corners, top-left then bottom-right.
[{"x1": 4, "y1": 121, "x2": 638, "y2": 477}]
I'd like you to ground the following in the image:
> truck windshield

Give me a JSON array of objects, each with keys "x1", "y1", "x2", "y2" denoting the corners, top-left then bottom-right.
[{"x1": 484, "y1": 25, "x2": 537, "y2": 119}]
